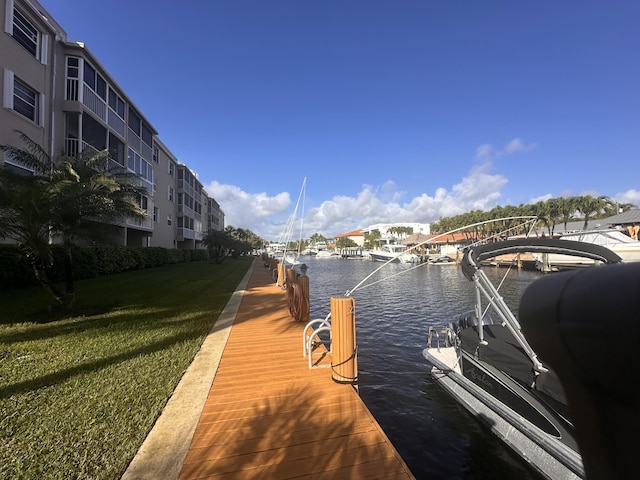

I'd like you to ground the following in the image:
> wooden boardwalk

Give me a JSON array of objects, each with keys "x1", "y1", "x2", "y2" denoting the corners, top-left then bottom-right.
[{"x1": 179, "y1": 262, "x2": 414, "y2": 480}]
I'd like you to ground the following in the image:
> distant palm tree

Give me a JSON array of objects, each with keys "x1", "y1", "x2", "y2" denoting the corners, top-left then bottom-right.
[
  {"x1": 576, "y1": 195, "x2": 611, "y2": 230},
  {"x1": 0, "y1": 132, "x2": 146, "y2": 307}
]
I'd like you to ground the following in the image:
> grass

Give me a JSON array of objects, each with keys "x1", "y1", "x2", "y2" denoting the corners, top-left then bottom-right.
[{"x1": 0, "y1": 257, "x2": 253, "y2": 480}]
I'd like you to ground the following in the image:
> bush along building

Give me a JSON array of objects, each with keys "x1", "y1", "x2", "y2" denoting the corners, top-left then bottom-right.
[{"x1": 1, "y1": 0, "x2": 224, "y2": 250}]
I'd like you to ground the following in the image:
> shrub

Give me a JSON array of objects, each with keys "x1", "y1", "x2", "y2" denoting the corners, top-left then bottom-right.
[{"x1": 0, "y1": 245, "x2": 37, "y2": 289}]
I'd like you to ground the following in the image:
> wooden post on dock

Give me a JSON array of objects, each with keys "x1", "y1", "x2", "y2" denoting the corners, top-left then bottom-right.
[
  {"x1": 330, "y1": 297, "x2": 357, "y2": 385},
  {"x1": 277, "y1": 262, "x2": 285, "y2": 287},
  {"x1": 297, "y1": 274, "x2": 310, "y2": 322},
  {"x1": 286, "y1": 267, "x2": 296, "y2": 291}
]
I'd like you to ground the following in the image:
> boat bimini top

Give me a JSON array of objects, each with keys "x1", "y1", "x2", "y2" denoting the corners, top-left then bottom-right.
[{"x1": 458, "y1": 238, "x2": 623, "y2": 373}]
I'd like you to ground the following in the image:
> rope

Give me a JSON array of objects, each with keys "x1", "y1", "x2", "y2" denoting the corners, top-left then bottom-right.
[
  {"x1": 330, "y1": 346, "x2": 358, "y2": 383},
  {"x1": 287, "y1": 281, "x2": 309, "y2": 321}
]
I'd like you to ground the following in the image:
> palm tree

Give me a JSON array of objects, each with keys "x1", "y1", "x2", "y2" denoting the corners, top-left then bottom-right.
[
  {"x1": 558, "y1": 196, "x2": 578, "y2": 232},
  {"x1": 49, "y1": 150, "x2": 146, "y2": 305},
  {"x1": 203, "y1": 229, "x2": 232, "y2": 264},
  {"x1": 0, "y1": 132, "x2": 146, "y2": 307},
  {"x1": 0, "y1": 136, "x2": 61, "y2": 302},
  {"x1": 576, "y1": 195, "x2": 610, "y2": 230}
]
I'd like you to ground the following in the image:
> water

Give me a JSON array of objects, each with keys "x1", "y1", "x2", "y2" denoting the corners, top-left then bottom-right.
[{"x1": 303, "y1": 257, "x2": 542, "y2": 480}]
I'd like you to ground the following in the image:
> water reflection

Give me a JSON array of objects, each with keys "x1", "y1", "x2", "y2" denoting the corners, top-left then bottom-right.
[{"x1": 303, "y1": 257, "x2": 540, "y2": 480}]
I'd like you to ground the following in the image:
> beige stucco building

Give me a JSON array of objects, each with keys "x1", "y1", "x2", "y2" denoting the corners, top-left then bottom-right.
[{"x1": 1, "y1": 0, "x2": 224, "y2": 249}]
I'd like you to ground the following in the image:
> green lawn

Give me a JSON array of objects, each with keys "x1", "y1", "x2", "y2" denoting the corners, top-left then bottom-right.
[{"x1": 0, "y1": 257, "x2": 253, "y2": 480}]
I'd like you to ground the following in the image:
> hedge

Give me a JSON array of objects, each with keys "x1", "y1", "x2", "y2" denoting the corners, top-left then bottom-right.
[{"x1": 0, "y1": 244, "x2": 210, "y2": 291}]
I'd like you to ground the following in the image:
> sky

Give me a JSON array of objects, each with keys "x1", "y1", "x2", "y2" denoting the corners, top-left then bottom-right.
[{"x1": 39, "y1": 1, "x2": 640, "y2": 240}]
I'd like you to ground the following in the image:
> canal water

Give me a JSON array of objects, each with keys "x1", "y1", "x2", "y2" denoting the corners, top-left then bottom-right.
[{"x1": 302, "y1": 256, "x2": 541, "y2": 480}]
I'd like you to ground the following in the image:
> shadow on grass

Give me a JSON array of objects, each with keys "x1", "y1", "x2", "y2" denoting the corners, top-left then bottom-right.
[
  {"x1": 24, "y1": 301, "x2": 121, "y2": 324},
  {"x1": 0, "y1": 327, "x2": 204, "y2": 400}
]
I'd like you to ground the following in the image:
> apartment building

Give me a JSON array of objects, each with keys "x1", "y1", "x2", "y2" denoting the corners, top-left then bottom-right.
[
  {"x1": 1, "y1": 0, "x2": 224, "y2": 248},
  {"x1": 362, "y1": 222, "x2": 430, "y2": 243}
]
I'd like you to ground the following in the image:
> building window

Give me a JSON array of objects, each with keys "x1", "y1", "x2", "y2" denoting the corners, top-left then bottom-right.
[
  {"x1": 11, "y1": 8, "x2": 39, "y2": 58},
  {"x1": 168, "y1": 160, "x2": 174, "y2": 176},
  {"x1": 128, "y1": 107, "x2": 141, "y2": 136},
  {"x1": 168, "y1": 186, "x2": 174, "y2": 202},
  {"x1": 108, "y1": 87, "x2": 125, "y2": 119},
  {"x1": 83, "y1": 113, "x2": 107, "y2": 151},
  {"x1": 141, "y1": 122, "x2": 153, "y2": 148},
  {"x1": 152, "y1": 145, "x2": 158, "y2": 163},
  {"x1": 83, "y1": 61, "x2": 106, "y2": 100},
  {"x1": 108, "y1": 132, "x2": 125, "y2": 165},
  {"x1": 153, "y1": 207, "x2": 159, "y2": 223},
  {"x1": 127, "y1": 148, "x2": 153, "y2": 182},
  {"x1": 13, "y1": 77, "x2": 37, "y2": 121},
  {"x1": 4, "y1": 71, "x2": 42, "y2": 124},
  {"x1": 138, "y1": 195, "x2": 148, "y2": 212},
  {"x1": 167, "y1": 214, "x2": 172, "y2": 226}
]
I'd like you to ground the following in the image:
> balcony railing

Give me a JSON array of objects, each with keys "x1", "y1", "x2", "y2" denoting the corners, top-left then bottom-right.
[
  {"x1": 66, "y1": 78, "x2": 79, "y2": 101},
  {"x1": 107, "y1": 109, "x2": 125, "y2": 137},
  {"x1": 83, "y1": 85, "x2": 107, "y2": 121}
]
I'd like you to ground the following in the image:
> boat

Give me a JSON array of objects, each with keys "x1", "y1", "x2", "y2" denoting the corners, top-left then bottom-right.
[
  {"x1": 276, "y1": 178, "x2": 307, "y2": 269},
  {"x1": 539, "y1": 229, "x2": 640, "y2": 270},
  {"x1": 369, "y1": 244, "x2": 419, "y2": 263},
  {"x1": 428, "y1": 255, "x2": 457, "y2": 265},
  {"x1": 315, "y1": 250, "x2": 341, "y2": 259},
  {"x1": 423, "y1": 238, "x2": 622, "y2": 480}
]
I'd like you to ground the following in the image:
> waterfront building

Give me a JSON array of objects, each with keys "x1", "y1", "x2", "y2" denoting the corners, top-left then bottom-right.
[
  {"x1": 362, "y1": 222, "x2": 430, "y2": 244},
  {"x1": 1, "y1": 0, "x2": 224, "y2": 249}
]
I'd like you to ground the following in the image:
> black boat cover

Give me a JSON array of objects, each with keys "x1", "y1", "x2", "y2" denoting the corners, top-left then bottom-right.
[
  {"x1": 461, "y1": 238, "x2": 622, "y2": 281},
  {"x1": 458, "y1": 324, "x2": 567, "y2": 406}
]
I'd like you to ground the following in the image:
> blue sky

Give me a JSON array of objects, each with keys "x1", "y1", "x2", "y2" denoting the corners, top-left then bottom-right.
[{"x1": 40, "y1": 1, "x2": 640, "y2": 240}]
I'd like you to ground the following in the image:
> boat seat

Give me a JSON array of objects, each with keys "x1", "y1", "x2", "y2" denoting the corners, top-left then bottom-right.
[{"x1": 457, "y1": 311, "x2": 499, "y2": 330}]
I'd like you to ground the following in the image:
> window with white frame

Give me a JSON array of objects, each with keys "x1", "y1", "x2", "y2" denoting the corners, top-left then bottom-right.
[
  {"x1": 153, "y1": 207, "x2": 159, "y2": 223},
  {"x1": 127, "y1": 148, "x2": 153, "y2": 183},
  {"x1": 83, "y1": 61, "x2": 106, "y2": 100},
  {"x1": 168, "y1": 160, "x2": 174, "y2": 176},
  {"x1": 108, "y1": 87, "x2": 125, "y2": 119},
  {"x1": 3, "y1": 70, "x2": 42, "y2": 125},
  {"x1": 167, "y1": 214, "x2": 172, "y2": 226},
  {"x1": 168, "y1": 186, "x2": 174, "y2": 202},
  {"x1": 13, "y1": 77, "x2": 38, "y2": 121},
  {"x1": 8, "y1": 6, "x2": 47, "y2": 63},
  {"x1": 138, "y1": 194, "x2": 148, "y2": 212}
]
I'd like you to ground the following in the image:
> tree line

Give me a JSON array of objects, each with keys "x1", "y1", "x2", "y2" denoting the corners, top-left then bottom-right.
[{"x1": 431, "y1": 195, "x2": 636, "y2": 240}]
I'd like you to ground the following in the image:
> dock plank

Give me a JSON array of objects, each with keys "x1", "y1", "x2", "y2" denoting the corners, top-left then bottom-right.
[{"x1": 179, "y1": 262, "x2": 414, "y2": 480}]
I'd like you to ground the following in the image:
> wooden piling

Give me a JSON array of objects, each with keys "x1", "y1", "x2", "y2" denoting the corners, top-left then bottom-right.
[
  {"x1": 297, "y1": 274, "x2": 310, "y2": 322},
  {"x1": 277, "y1": 262, "x2": 285, "y2": 287},
  {"x1": 330, "y1": 296, "x2": 357, "y2": 385}
]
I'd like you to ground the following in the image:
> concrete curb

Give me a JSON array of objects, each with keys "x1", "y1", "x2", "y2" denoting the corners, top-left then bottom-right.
[{"x1": 121, "y1": 259, "x2": 257, "y2": 480}]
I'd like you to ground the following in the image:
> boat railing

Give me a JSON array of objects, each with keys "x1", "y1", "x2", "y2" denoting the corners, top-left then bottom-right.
[{"x1": 427, "y1": 325, "x2": 456, "y2": 351}]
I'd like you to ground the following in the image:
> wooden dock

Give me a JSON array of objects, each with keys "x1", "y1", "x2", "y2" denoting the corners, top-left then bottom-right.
[{"x1": 178, "y1": 261, "x2": 414, "y2": 479}]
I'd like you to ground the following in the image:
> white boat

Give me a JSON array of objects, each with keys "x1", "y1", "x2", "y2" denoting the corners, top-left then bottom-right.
[
  {"x1": 546, "y1": 229, "x2": 640, "y2": 267},
  {"x1": 423, "y1": 238, "x2": 623, "y2": 479},
  {"x1": 315, "y1": 250, "x2": 340, "y2": 259},
  {"x1": 368, "y1": 244, "x2": 418, "y2": 263}
]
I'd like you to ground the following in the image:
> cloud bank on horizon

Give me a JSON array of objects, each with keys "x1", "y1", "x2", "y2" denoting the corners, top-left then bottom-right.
[{"x1": 206, "y1": 139, "x2": 640, "y2": 241}]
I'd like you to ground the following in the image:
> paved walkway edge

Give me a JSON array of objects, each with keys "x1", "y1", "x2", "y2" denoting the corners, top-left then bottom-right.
[{"x1": 121, "y1": 259, "x2": 257, "y2": 480}]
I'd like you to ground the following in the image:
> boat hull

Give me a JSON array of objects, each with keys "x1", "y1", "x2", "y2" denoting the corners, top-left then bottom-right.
[{"x1": 424, "y1": 347, "x2": 583, "y2": 480}]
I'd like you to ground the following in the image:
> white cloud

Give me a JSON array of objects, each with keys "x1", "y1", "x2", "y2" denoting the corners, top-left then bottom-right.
[
  {"x1": 205, "y1": 141, "x2": 526, "y2": 240},
  {"x1": 205, "y1": 181, "x2": 291, "y2": 234},
  {"x1": 476, "y1": 144, "x2": 495, "y2": 161},
  {"x1": 504, "y1": 138, "x2": 536, "y2": 154},
  {"x1": 529, "y1": 193, "x2": 553, "y2": 204},
  {"x1": 614, "y1": 189, "x2": 640, "y2": 208},
  {"x1": 302, "y1": 163, "x2": 508, "y2": 237},
  {"x1": 476, "y1": 138, "x2": 536, "y2": 162}
]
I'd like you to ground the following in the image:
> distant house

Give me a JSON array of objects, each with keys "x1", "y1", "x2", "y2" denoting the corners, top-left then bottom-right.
[
  {"x1": 333, "y1": 229, "x2": 364, "y2": 247},
  {"x1": 427, "y1": 232, "x2": 471, "y2": 257}
]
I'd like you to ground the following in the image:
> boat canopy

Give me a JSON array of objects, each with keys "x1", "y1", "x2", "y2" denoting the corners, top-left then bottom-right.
[{"x1": 461, "y1": 238, "x2": 623, "y2": 281}]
